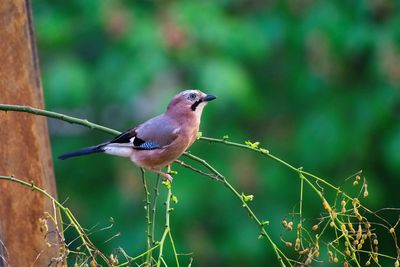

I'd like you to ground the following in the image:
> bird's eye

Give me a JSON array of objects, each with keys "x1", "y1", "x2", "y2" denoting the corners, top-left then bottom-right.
[{"x1": 188, "y1": 93, "x2": 197, "y2": 100}]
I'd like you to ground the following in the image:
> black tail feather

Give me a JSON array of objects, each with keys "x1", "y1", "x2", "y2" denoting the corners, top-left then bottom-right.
[{"x1": 58, "y1": 143, "x2": 107, "y2": 160}]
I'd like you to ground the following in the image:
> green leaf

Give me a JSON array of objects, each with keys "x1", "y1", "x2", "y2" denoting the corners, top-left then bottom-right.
[
  {"x1": 171, "y1": 194, "x2": 178, "y2": 203},
  {"x1": 241, "y1": 193, "x2": 254, "y2": 202}
]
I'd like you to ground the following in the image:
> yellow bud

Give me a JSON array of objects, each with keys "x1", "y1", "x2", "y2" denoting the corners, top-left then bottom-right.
[{"x1": 312, "y1": 224, "x2": 319, "y2": 231}]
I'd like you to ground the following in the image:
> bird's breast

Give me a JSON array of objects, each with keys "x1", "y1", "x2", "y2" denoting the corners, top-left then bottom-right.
[{"x1": 130, "y1": 124, "x2": 198, "y2": 169}]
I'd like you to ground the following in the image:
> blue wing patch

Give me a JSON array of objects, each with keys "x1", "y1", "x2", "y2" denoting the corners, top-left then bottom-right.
[{"x1": 136, "y1": 141, "x2": 160, "y2": 150}]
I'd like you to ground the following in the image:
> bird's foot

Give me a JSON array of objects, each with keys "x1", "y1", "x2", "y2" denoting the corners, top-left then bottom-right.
[
  {"x1": 149, "y1": 168, "x2": 173, "y2": 183},
  {"x1": 163, "y1": 173, "x2": 173, "y2": 183}
]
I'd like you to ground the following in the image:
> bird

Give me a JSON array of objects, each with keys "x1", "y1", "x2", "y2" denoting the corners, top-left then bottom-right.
[{"x1": 59, "y1": 90, "x2": 216, "y2": 182}]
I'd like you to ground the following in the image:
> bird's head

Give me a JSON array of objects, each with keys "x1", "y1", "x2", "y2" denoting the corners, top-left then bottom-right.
[{"x1": 166, "y1": 90, "x2": 216, "y2": 118}]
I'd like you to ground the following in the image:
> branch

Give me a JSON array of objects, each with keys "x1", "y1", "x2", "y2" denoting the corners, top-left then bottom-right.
[{"x1": 0, "y1": 104, "x2": 120, "y2": 135}]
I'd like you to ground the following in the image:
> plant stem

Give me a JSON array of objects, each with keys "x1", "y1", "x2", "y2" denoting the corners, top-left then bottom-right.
[
  {"x1": 151, "y1": 175, "x2": 161, "y2": 246},
  {"x1": 141, "y1": 168, "x2": 153, "y2": 265},
  {"x1": 156, "y1": 187, "x2": 172, "y2": 267}
]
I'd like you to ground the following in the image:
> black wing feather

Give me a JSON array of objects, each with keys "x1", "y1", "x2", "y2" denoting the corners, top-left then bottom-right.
[
  {"x1": 110, "y1": 128, "x2": 136, "y2": 143},
  {"x1": 110, "y1": 127, "x2": 161, "y2": 150}
]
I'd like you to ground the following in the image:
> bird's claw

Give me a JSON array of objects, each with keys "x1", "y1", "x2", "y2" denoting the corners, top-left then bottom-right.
[{"x1": 163, "y1": 174, "x2": 173, "y2": 183}]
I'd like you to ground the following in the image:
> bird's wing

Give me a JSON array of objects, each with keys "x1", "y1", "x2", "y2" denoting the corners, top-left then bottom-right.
[{"x1": 109, "y1": 115, "x2": 179, "y2": 150}]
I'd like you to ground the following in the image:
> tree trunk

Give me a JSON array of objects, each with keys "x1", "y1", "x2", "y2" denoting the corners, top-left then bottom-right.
[{"x1": 0, "y1": 0, "x2": 60, "y2": 266}]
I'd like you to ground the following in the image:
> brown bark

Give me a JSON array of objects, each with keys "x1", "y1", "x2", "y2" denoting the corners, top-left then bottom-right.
[{"x1": 0, "y1": 0, "x2": 60, "y2": 266}]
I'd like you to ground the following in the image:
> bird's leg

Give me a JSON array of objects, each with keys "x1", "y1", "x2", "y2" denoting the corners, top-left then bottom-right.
[{"x1": 149, "y1": 167, "x2": 173, "y2": 182}]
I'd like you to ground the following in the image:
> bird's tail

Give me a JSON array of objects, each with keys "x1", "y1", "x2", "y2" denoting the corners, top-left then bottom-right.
[{"x1": 58, "y1": 143, "x2": 107, "y2": 160}]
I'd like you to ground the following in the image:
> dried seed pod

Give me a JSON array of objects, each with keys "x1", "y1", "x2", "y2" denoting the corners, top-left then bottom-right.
[
  {"x1": 348, "y1": 222, "x2": 355, "y2": 234},
  {"x1": 323, "y1": 199, "x2": 332, "y2": 213},
  {"x1": 287, "y1": 221, "x2": 293, "y2": 231},
  {"x1": 333, "y1": 255, "x2": 338, "y2": 263},
  {"x1": 284, "y1": 241, "x2": 292, "y2": 247},
  {"x1": 281, "y1": 218, "x2": 288, "y2": 228},
  {"x1": 299, "y1": 248, "x2": 309, "y2": 255},
  {"x1": 331, "y1": 209, "x2": 337, "y2": 220},
  {"x1": 328, "y1": 250, "x2": 333, "y2": 262},
  {"x1": 345, "y1": 247, "x2": 351, "y2": 256},
  {"x1": 295, "y1": 238, "x2": 301, "y2": 251},
  {"x1": 38, "y1": 218, "x2": 48, "y2": 234}
]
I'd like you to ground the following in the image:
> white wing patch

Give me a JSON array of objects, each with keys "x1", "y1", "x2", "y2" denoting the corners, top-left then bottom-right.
[{"x1": 103, "y1": 144, "x2": 133, "y2": 157}]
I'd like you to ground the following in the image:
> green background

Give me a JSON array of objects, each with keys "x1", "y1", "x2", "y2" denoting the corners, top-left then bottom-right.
[{"x1": 32, "y1": 1, "x2": 400, "y2": 266}]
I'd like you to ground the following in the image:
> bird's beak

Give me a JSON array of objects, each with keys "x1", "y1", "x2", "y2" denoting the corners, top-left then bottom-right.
[{"x1": 203, "y1": 94, "x2": 216, "y2": 102}]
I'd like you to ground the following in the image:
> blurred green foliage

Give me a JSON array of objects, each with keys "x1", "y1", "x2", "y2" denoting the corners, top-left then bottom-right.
[{"x1": 32, "y1": 1, "x2": 400, "y2": 266}]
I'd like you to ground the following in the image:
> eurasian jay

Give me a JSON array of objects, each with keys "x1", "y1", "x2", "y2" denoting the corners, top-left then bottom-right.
[{"x1": 59, "y1": 90, "x2": 216, "y2": 181}]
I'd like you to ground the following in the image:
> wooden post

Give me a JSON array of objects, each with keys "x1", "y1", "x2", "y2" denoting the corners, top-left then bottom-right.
[{"x1": 0, "y1": 0, "x2": 60, "y2": 266}]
